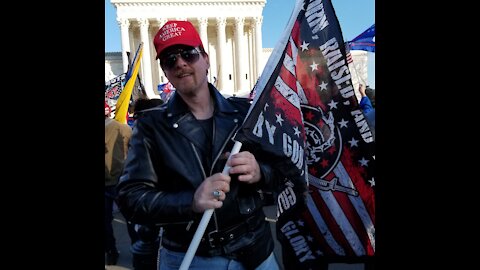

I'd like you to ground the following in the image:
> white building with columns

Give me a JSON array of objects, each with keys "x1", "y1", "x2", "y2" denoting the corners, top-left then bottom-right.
[
  {"x1": 111, "y1": 0, "x2": 268, "y2": 98},
  {"x1": 106, "y1": 0, "x2": 368, "y2": 99}
]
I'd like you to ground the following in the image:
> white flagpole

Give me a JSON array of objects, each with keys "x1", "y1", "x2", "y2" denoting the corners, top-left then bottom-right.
[
  {"x1": 179, "y1": 141, "x2": 243, "y2": 270},
  {"x1": 179, "y1": 2, "x2": 304, "y2": 268}
]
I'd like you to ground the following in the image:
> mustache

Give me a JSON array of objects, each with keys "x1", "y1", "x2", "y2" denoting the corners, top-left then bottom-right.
[{"x1": 174, "y1": 69, "x2": 194, "y2": 77}]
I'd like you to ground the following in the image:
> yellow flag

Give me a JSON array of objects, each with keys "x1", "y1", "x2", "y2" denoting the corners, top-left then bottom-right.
[{"x1": 114, "y1": 43, "x2": 143, "y2": 124}]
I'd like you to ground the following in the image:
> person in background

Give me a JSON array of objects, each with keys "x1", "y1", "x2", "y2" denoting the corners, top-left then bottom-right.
[
  {"x1": 359, "y1": 84, "x2": 375, "y2": 140},
  {"x1": 132, "y1": 98, "x2": 164, "y2": 120},
  {"x1": 365, "y1": 85, "x2": 375, "y2": 108},
  {"x1": 127, "y1": 101, "x2": 136, "y2": 127},
  {"x1": 358, "y1": 83, "x2": 374, "y2": 114},
  {"x1": 116, "y1": 20, "x2": 281, "y2": 270},
  {"x1": 105, "y1": 101, "x2": 132, "y2": 265},
  {"x1": 126, "y1": 97, "x2": 165, "y2": 270}
]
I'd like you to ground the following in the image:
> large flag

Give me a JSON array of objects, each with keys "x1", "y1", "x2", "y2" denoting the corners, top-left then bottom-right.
[
  {"x1": 233, "y1": 0, "x2": 375, "y2": 268},
  {"x1": 114, "y1": 43, "x2": 143, "y2": 124},
  {"x1": 347, "y1": 24, "x2": 375, "y2": 53}
]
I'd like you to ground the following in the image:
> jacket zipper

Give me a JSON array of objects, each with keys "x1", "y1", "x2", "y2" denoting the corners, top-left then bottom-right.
[
  {"x1": 189, "y1": 120, "x2": 239, "y2": 233},
  {"x1": 190, "y1": 145, "x2": 207, "y2": 231},
  {"x1": 210, "y1": 121, "x2": 239, "y2": 231},
  {"x1": 210, "y1": 121, "x2": 239, "y2": 176}
]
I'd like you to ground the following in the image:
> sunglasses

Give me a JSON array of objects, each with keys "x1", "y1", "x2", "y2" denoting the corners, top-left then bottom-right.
[{"x1": 160, "y1": 48, "x2": 203, "y2": 70}]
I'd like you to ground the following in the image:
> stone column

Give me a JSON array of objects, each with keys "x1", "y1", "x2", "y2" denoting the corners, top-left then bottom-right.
[
  {"x1": 155, "y1": 18, "x2": 168, "y2": 84},
  {"x1": 156, "y1": 18, "x2": 168, "y2": 30},
  {"x1": 117, "y1": 18, "x2": 131, "y2": 73},
  {"x1": 138, "y1": 18, "x2": 155, "y2": 98},
  {"x1": 215, "y1": 17, "x2": 227, "y2": 90},
  {"x1": 234, "y1": 17, "x2": 246, "y2": 93},
  {"x1": 198, "y1": 17, "x2": 209, "y2": 52},
  {"x1": 253, "y1": 16, "x2": 263, "y2": 79}
]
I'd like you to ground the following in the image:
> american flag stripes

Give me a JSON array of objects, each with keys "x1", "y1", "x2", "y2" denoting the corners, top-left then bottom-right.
[{"x1": 345, "y1": 43, "x2": 354, "y2": 64}]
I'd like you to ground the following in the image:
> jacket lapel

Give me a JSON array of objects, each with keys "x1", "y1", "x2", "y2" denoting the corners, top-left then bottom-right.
[
  {"x1": 211, "y1": 88, "x2": 243, "y2": 157},
  {"x1": 165, "y1": 85, "x2": 244, "y2": 160}
]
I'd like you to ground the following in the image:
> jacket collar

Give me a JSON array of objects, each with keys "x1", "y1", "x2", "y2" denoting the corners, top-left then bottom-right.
[
  {"x1": 165, "y1": 83, "x2": 242, "y2": 169},
  {"x1": 166, "y1": 83, "x2": 239, "y2": 118}
]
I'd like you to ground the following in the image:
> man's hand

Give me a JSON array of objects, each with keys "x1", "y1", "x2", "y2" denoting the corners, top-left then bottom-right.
[
  {"x1": 359, "y1": 84, "x2": 366, "y2": 97},
  {"x1": 192, "y1": 173, "x2": 231, "y2": 213},
  {"x1": 226, "y1": 151, "x2": 261, "y2": 184},
  {"x1": 192, "y1": 151, "x2": 261, "y2": 212}
]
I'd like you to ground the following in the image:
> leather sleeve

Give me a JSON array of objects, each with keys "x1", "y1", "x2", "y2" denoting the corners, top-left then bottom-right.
[
  {"x1": 115, "y1": 117, "x2": 198, "y2": 225},
  {"x1": 256, "y1": 160, "x2": 281, "y2": 191}
]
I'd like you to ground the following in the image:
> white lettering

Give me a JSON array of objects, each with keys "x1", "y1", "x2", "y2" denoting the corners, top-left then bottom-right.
[
  {"x1": 319, "y1": 37, "x2": 337, "y2": 56},
  {"x1": 160, "y1": 25, "x2": 186, "y2": 41},
  {"x1": 331, "y1": 66, "x2": 349, "y2": 81},
  {"x1": 265, "y1": 121, "x2": 277, "y2": 145},
  {"x1": 277, "y1": 186, "x2": 297, "y2": 215},
  {"x1": 351, "y1": 110, "x2": 373, "y2": 143},
  {"x1": 339, "y1": 85, "x2": 354, "y2": 99},
  {"x1": 306, "y1": 0, "x2": 329, "y2": 34},
  {"x1": 279, "y1": 220, "x2": 316, "y2": 262},
  {"x1": 320, "y1": 38, "x2": 354, "y2": 99},
  {"x1": 283, "y1": 133, "x2": 304, "y2": 169},
  {"x1": 252, "y1": 111, "x2": 276, "y2": 145},
  {"x1": 252, "y1": 111, "x2": 264, "y2": 138}
]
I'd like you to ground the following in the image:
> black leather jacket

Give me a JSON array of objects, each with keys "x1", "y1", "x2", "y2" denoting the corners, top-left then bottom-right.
[{"x1": 116, "y1": 84, "x2": 278, "y2": 268}]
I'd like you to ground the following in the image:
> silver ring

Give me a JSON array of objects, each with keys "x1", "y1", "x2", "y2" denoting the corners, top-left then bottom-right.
[{"x1": 212, "y1": 190, "x2": 221, "y2": 198}]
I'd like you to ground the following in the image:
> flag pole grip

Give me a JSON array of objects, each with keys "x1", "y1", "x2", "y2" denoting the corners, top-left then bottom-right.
[{"x1": 179, "y1": 141, "x2": 243, "y2": 270}]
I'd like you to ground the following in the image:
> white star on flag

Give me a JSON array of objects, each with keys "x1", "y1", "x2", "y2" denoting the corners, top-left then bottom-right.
[
  {"x1": 359, "y1": 157, "x2": 369, "y2": 167},
  {"x1": 368, "y1": 177, "x2": 375, "y2": 187},
  {"x1": 300, "y1": 41, "x2": 309, "y2": 51},
  {"x1": 319, "y1": 81, "x2": 328, "y2": 91},
  {"x1": 275, "y1": 113, "x2": 284, "y2": 126},
  {"x1": 327, "y1": 100, "x2": 338, "y2": 109},
  {"x1": 338, "y1": 119, "x2": 348, "y2": 128},
  {"x1": 293, "y1": 126, "x2": 301, "y2": 137},
  {"x1": 348, "y1": 137, "x2": 359, "y2": 147}
]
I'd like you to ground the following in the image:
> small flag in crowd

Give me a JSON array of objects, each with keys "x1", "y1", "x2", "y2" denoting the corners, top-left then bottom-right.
[
  {"x1": 347, "y1": 24, "x2": 375, "y2": 53},
  {"x1": 158, "y1": 82, "x2": 175, "y2": 102},
  {"x1": 105, "y1": 73, "x2": 126, "y2": 101},
  {"x1": 234, "y1": 0, "x2": 375, "y2": 268}
]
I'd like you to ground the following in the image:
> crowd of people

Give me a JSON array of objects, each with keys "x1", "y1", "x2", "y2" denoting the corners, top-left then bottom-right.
[
  {"x1": 106, "y1": 19, "x2": 375, "y2": 270},
  {"x1": 105, "y1": 101, "x2": 132, "y2": 265},
  {"x1": 105, "y1": 98, "x2": 164, "y2": 269}
]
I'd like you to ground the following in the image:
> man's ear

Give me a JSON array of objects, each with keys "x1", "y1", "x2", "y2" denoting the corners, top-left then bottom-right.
[{"x1": 204, "y1": 53, "x2": 210, "y2": 68}]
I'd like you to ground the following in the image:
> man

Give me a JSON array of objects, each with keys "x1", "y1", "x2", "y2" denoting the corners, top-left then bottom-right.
[
  {"x1": 116, "y1": 20, "x2": 281, "y2": 270},
  {"x1": 128, "y1": 97, "x2": 164, "y2": 270},
  {"x1": 358, "y1": 84, "x2": 375, "y2": 140},
  {"x1": 105, "y1": 101, "x2": 132, "y2": 265}
]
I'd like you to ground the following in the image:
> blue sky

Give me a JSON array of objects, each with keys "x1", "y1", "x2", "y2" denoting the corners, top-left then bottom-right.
[{"x1": 105, "y1": 0, "x2": 375, "y2": 87}]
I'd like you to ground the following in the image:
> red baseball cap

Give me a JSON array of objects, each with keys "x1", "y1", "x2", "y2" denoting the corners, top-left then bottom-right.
[{"x1": 153, "y1": 20, "x2": 204, "y2": 60}]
